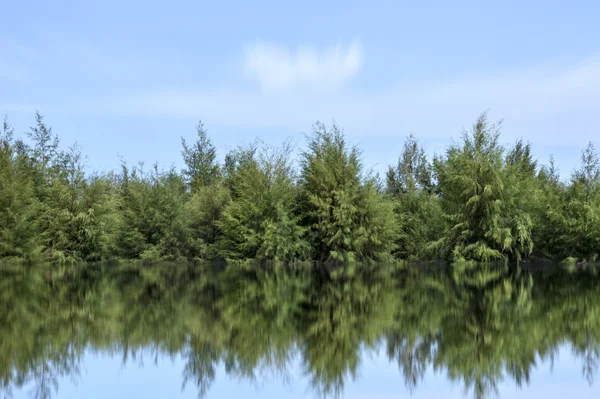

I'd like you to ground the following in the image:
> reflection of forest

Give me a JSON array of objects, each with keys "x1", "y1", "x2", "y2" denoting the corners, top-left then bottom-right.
[{"x1": 1, "y1": 262, "x2": 600, "y2": 399}]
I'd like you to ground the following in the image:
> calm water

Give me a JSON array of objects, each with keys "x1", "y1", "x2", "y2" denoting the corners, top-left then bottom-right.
[{"x1": 2, "y1": 262, "x2": 600, "y2": 399}]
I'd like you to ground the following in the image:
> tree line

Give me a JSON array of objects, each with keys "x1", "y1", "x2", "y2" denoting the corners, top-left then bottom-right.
[{"x1": 1, "y1": 111, "x2": 599, "y2": 264}]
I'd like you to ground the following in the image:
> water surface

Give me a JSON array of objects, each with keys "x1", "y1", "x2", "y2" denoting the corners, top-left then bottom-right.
[{"x1": 2, "y1": 262, "x2": 600, "y2": 398}]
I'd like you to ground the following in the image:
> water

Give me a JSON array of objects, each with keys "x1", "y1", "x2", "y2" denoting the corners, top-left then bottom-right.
[{"x1": 1, "y1": 262, "x2": 600, "y2": 399}]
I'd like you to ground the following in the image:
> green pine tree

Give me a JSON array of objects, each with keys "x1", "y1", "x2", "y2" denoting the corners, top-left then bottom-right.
[
  {"x1": 218, "y1": 140, "x2": 308, "y2": 262},
  {"x1": 181, "y1": 121, "x2": 220, "y2": 192},
  {"x1": 563, "y1": 142, "x2": 600, "y2": 261},
  {"x1": 431, "y1": 112, "x2": 534, "y2": 262},
  {"x1": 299, "y1": 121, "x2": 396, "y2": 264},
  {"x1": 0, "y1": 116, "x2": 42, "y2": 260},
  {"x1": 386, "y1": 134, "x2": 443, "y2": 259}
]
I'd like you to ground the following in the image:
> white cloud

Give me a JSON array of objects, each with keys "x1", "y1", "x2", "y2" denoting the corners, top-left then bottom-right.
[
  {"x1": 5, "y1": 34, "x2": 599, "y2": 151},
  {"x1": 10, "y1": 40, "x2": 599, "y2": 181},
  {"x1": 89, "y1": 55, "x2": 600, "y2": 150},
  {"x1": 242, "y1": 38, "x2": 364, "y2": 93}
]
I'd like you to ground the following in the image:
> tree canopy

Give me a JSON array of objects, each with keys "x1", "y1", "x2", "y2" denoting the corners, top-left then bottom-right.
[{"x1": 0, "y1": 111, "x2": 597, "y2": 264}]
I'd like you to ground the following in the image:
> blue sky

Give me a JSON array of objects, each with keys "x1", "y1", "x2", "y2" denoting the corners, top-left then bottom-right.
[{"x1": 2, "y1": 0, "x2": 599, "y2": 179}]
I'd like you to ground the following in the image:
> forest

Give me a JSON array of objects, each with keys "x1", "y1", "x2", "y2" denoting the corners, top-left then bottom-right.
[{"x1": 0, "y1": 111, "x2": 599, "y2": 264}]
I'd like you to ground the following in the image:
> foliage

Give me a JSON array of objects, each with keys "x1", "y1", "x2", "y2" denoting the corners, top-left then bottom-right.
[
  {"x1": 0, "y1": 116, "x2": 42, "y2": 260},
  {"x1": 386, "y1": 134, "x2": 443, "y2": 259},
  {"x1": 184, "y1": 183, "x2": 231, "y2": 260},
  {"x1": 532, "y1": 156, "x2": 568, "y2": 259},
  {"x1": 299, "y1": 122, "x2": 396, "y2": 263},
  {"x1": 217, "y1": 141, "x2": 308, "y2": 262},
  {"x1": 563, "y1": 143, "x2": 600, "y2": 260},
  {"x1": 2, "y1": 262, "x2": 600, "y2": 399},
  {"x1": 111, "y1": 162, "x2": 189, "y2": 262},
  {"x1": 181, "y1": 120, "x2": 220, "y2": 192},
  {"x1": 0, "y1": 111, "x2": 598, "y2": 263},
  {"x1": 431, "y1": 113, "x2": 534, "y2": 262}
]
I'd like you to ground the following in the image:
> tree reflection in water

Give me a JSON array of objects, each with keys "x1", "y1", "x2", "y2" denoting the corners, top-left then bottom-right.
[{"x1": 1, "y1": 261, "x2": 599, "y2": 398}]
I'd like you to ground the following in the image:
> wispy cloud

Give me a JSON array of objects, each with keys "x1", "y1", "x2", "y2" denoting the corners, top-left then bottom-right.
[
  {"x1": 85, "y1": 54, "x2": 600, "y2": 148},
  {"x1": 10, "y1": 34, "x2": 596, "y2": 150},
  {"x1": 242, "y1": 38, "x2": 364, "y2": 93}
]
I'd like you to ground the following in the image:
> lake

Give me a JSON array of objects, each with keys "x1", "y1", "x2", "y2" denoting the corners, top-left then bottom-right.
[{"x1": 1, "y1": 262, "x2": 600, "y2": 399}]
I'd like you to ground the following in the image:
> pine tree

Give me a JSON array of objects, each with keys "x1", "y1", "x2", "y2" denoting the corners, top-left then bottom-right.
[
  {"x1": 111, "y1": 162, "x2": 189, "y2": 261},
  {"x1": 386, "y1": 134, "x2": 443, "y2": 259},
  {"x1": 299, "y1": 121, "x2": 396, "y2": 263},
  {"x1": 386, "y1": 133, "x2": 433, "y2": 196},
  {"x1": 0, "y1": 116, "x2": 42, "y2": 260},
  {"x1": 26, "y1": 111, "x2": 60, "y2": 177},
  {"x1": 431, "y1": 112, "x2": 533, "y2": 262},
  {"x1": 181, "y1": 121, "x2": 220, "y2": 192},
  {"x1": 532, "y1": 156, "x2": 567, "y2": 259},
  {"x1": 184, "y1": 183, "x2": 230, "y2": 260},
  {"x1": 503, "y1": 139, "x2": 539, "y2": 260},
  {"x1": 218, "y1": 141, "x2": 308, "y2": 262},
  {"x1": 563, "y1": 142, "x2": 600, "y2": 260},
  {"x1": 506, "y1": 139, "x2": 537, "y2": 178}
]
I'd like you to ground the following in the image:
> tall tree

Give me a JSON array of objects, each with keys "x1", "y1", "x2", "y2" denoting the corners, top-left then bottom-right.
[
  {"x1": 26, "y1": 111, "x2": 60, "y2": 175},
  {"x1": 0, "y1": 116, "x2": 42, "y2": 259},
  {"x1": 503, "y1": 138, "x2": 540, "y2": 259},
  {"x1": 299, "y1": 121, "x2": 396, "y2": 263},
  {"x1": 386, "y1": 134, "x2": 443, "y2": 259},
  {"x1": 563, "y1": 142, "x2": 600, "y2": 260},
  {"x1": 217, "y1": 141, "x2": 308, "y2": 262},
  {"x1": 111, "y1": 162, "x2": 189, "y2": 262},
  {"x1": 183, "y1": 182, "x2": 230, "y2": 260},
  {"x1": 506, "y1": 139, "x2": 537, "y2": 178},
  {"x1": 38, "y1": 143, "x2": 115, "y2": 262},
  {"x1": 181, "y1": 121, "x2": 220, "y2": 192},
  {"x1": 386, "y1": 133, "x2": 433, "y2": 196},
  {"x1": 532, "y1": 155, "x2": 567, "y2": 259},
  {"x1": 180, "y1": 121, "x2": 229, "y2": 260},
  {"x1": 431, "y1": 112, "x2": 533, "y2": 262}
]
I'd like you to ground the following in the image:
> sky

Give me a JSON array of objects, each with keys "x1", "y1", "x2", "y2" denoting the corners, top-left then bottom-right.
[
  {"x1": 2, "y1": 0, "x2": 600, "y2": 179},
  {"x1": 10, "y1": 344, "x2": 600, "y2": 399}
]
